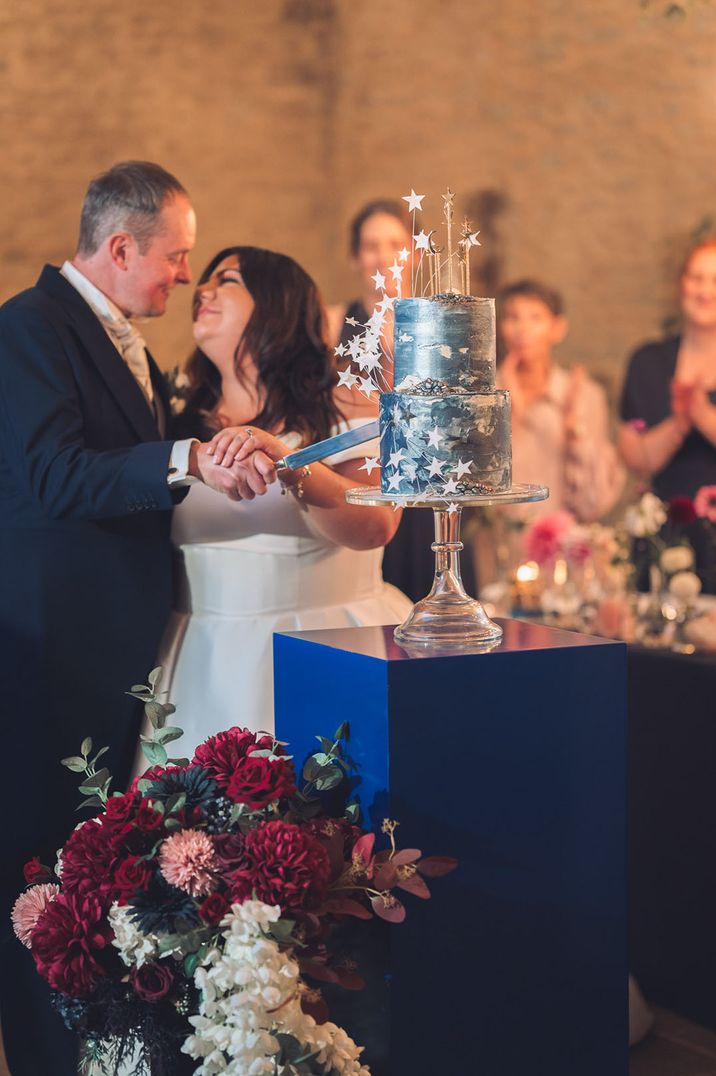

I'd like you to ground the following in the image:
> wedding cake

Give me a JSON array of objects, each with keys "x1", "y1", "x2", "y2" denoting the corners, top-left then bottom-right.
[{"x1": 379, "y1": 294, "x2": 512, "y2": 496}]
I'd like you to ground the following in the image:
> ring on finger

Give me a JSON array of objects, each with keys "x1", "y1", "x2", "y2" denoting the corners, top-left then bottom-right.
[{"x1": 244, "y1": 428, "x2": 254, "y2": 438}]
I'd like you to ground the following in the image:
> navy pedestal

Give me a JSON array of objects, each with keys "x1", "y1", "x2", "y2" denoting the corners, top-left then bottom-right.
[{"x1": 274, "y1": 620, "x2": 627, "y2": 1076}]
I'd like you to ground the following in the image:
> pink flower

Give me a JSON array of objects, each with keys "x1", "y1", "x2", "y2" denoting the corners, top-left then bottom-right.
[
  {"x1": 694, "y1": 485, "x2": 716, "y2": 523},
  {"x1": 523, "y1": 510, "x2": 576, "y2": 566},
  {"x1": 158, "y1": 829, "x2": 219, "y2": 897},
  {"x1": 11, "y1": 884, "x2": 60, "y2": 948}
]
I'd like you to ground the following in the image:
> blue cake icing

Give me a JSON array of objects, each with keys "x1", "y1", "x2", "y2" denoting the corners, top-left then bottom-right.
[{"x1": 380, "y1": 295, "x2": 511, "y2": 496}]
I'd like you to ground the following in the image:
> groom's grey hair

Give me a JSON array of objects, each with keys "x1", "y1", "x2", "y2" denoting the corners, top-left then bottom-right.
[{"x1": 77, "y1": 161, "x2": 188, "y2": 257}]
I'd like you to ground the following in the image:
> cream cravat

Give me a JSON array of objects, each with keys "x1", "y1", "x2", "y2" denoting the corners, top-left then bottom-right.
[{"x1": 98, "y1": 313, "x2": 155, "y2": 408}]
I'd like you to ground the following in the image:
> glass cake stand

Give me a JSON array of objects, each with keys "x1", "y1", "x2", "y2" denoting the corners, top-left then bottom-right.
[{"x1": 345, "y1": 484, "x2": 549, "y2": 650}]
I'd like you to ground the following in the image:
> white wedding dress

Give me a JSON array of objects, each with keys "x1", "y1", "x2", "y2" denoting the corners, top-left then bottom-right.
[{"x1": 151, "y1": 421, "x2": 411, "y2": 760}]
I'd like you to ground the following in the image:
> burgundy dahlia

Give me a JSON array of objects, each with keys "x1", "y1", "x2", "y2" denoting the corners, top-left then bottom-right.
[
  {"x1": 229, "y1": 820, "x2": 331, "y2": 913},
  {"x1": 60, "y1": 820, "x2": 119, "y2": 904},
  {"x1": 31, "y1": 892, "x2": 113, "y2": 998}
]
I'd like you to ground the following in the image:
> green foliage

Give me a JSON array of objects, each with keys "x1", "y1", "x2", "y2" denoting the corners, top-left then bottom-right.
[
  {"x1": 292, "y1": 722, "x2": 361, "y2": 824},
  {"x1": 127, "y1": 668, "x2": 187, "y2": 767}
]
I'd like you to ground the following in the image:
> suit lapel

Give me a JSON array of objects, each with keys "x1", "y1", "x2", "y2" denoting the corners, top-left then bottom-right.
[{"x1": 36, "y1": 266, "x2": 161, "y2": 444}]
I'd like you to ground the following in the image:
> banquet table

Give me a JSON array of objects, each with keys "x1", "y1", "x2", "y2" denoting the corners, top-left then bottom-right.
[{"x1": 628, "y1": 643, "x2": 716, "y2": 1028}]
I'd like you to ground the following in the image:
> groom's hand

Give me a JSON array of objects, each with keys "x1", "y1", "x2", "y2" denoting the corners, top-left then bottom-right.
[{"x1": 189, "y1": 443, "x2": 268, "y2": 501}]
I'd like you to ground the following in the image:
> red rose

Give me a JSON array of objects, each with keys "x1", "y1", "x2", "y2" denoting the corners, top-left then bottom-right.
[
  {"x1": 31, "y1": 892, "x2": 112, "y2": 998},
  {"x1": 198, "y1": 892, "x2": 230, "y2": 926},
  {"x1": 134, "y1": 801, "x2": 166, "y2": 834},
  {"x1": 229, "y1": 821, "x2": 331, "y2": 913},
  {"x1": 103, "y1": 791, "x2": 141, "y2": 826},
  {"x1": 130, "y1": 961, "x2": 174, "y2": 1003},
  {"x1": 226, "y1": 754, "x2": 296, "y2": 810},
  {"x1": 23, "y1": 857, "x2": 51, "y2": 885},
  {"x1": 112, "y1": 856, "x2": 153, "y2": 900},
  {"x1": 668, "y1": 496, "x2": 697, "y2": 526}
]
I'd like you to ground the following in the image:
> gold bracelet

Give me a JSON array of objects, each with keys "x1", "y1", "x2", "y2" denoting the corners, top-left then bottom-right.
[{"x1": 279, "y1": 465, "x2": 312, "y2": 501}]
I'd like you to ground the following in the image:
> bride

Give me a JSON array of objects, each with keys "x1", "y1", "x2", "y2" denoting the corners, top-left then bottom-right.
[{"x1": 150, "y1": 245, "x2": 410, "y2": 758}]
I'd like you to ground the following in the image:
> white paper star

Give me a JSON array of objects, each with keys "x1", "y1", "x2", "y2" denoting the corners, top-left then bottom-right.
[
  {"x1": 442, "y1": 476, "x2": 458, "y2": 495},
  {"x1": 386, "y1": 471, "x2": 403, "y2": 491},
  {"x1": 345, "y1": 316, "x2": 361, "y2": 327},
  {"x1": 398, "y1": 247, "x2": 410, "y2": 263},
  {"x1": 402, "y1": 189, "x2": 425, "y2": 213},
  {"x1": 389, "y1": 261, "x2": 404, "y2": 282},
  {"x1": 452, "y1": 458, "x2": 474, "y2": 479},
  {"x1": 427, "y1": 427, "x2": 442, "y2": 449},
  {"x1": 359, "y1": 456, "x2": 380, "y2": 476},
  {"x1": 413, "y1": 230, "x2": 431, "y2": 252},
  {"x1": 371, "y1": 269, "x2": 386, "y2": 290},
  {"x1": 391, "y1": 403, "x2": 402, "y2": 423},
  {"x1": 347, "y1": 336, "x2": 362, "y2": 360},
  {"x1": 403, "y1": 462, "x2": 418, "y2": 481},
  {"x1": 334, "y1": 343, "x2": 346, "y2": 357},
  {"x1": 337, "y1": 367, "x2": 359, "y2": 389},
  {"x1": 427, "y1": 457, "x2": 445, "y2": 478},
  {"x1": 388, "y1": 448, "x2": 406, "y2": 469},
  {"x1": 375, "y1": 294, "x2": 395, "y2": 313},
  {"x1": 357, "y1": 376, "x2": 375, "y2": 398},
  {"x1": 447, "y1": 501, "x2": 459, "y2": 515}
]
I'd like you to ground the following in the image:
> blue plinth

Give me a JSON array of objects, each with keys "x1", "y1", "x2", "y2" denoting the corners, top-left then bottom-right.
[{"x1": 274, "y1": 620, "x2": 627, "y2": 1076}]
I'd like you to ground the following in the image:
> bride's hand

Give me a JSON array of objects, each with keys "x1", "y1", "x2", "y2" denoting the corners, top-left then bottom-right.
[{"x1": 208, "y1": 426, "x2": 290, "y2": 480}]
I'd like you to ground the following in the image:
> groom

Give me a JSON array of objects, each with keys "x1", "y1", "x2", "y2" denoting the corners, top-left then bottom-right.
[{"x1": 0, "y1": 161, "x2": 267, "y2": 1075}]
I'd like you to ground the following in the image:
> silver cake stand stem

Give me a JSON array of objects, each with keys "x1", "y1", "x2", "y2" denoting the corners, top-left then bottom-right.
[{"x1": 345, "y1": 484, "x2": 549, "y2": 649}]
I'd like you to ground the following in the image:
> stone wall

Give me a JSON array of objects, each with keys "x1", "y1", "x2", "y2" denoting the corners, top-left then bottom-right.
[{"x1": 2, "y1": 0, "x2": 716, "y2": 397}]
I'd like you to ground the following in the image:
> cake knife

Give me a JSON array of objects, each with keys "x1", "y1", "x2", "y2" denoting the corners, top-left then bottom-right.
[{"x1": 273, "y1": 419, "x2": 380, "y2": 471}]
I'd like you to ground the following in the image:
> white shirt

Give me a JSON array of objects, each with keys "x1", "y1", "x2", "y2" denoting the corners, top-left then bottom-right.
[{"x1": 60, "y1": 261, "x2": 194, "y2": 485}]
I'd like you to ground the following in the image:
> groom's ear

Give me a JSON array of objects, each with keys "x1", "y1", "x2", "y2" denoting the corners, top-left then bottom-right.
[{"x1": 107, "y1": 231, "x2": 135, "y2": 272}]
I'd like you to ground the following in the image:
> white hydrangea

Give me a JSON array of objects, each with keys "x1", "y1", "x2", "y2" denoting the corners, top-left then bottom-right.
[
  {"x1": 108, "y1": 902, "x2": 160, "y2": 968},
  {"x1": 182, "y1": 900, "x2": 369, "y2": 1075}
]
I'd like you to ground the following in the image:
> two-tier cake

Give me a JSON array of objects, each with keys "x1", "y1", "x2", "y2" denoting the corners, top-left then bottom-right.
[{"x1": 379, "y1": 294, "x2": 512, "y2": 496}]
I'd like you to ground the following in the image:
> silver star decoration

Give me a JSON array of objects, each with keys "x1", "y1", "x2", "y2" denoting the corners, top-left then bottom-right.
[
  {"x1": 402, "y1": 189, "x2": 425, "y2": 213},
  {"x1": 447, "y1": 501, "x2": 459, "y2": 515},
  {"x1": 386, "y1": 471, "x2": 403, "y2": 492},
  {"x1": 371, "y1": 269, "x2": 386, "y2": 289},
  {"x1": 452, "y1": 458, "x2": 474, "y2": 479},
  {"x1": 427, "y1": 427, "x2": 443, "y2": 449},
  {"x1": 359, "y1": 456, "x2": 380, "y2": 476},
  {"x1": 442, "y1": 476, "x2": 458, "y2": 495},
  {"x1": 398, "y1": 247, "x2": 410, "y2": 263},
  {"x1": 345, "y1": 316, "x2": 361, "y2": 327},
  {"x1": 413, "y1": 230, "x2": 431, "y2": 252},
  {"x1": 388, "y1": 448, "x2": 406, "y2": 469},
  {"x1": 334, "y1": 343, "x2": 346, "y2": 357},
  {"x1": 337, "y1": 367, "x2": 360, "y2": 389},
  {"x1": 427, "y1": 457, "x2": 445, "y2": 478},
  {"x1": 375, "y1": 294, "x2": 395, "y2": 313},
  {"x1": 357, "y1": 375, "x2": 375, "y2": 398},
  {"x1": 389, "y1": 261, "x2": 404, "y2": 282}
]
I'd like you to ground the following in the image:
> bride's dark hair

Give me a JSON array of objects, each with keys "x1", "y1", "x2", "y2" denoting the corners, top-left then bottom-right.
[{"x1": 176, "y1": 246, "x2": 343, "y2": 444}]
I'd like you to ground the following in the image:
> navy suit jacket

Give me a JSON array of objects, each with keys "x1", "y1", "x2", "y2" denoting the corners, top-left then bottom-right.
[{"x1": 0, "y1": 265, "x2": 187, "y2": 916}]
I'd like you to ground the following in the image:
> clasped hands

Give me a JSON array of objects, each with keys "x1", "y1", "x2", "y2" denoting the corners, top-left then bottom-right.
[
  {"x1": 670, "y1": 376, "x2": 713, "y2": 436},
  {"x1": 190, "y1": 427, "x2": 290, "y2": 501}
]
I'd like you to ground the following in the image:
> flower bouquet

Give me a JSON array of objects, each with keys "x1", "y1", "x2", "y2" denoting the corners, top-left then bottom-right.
[{"x1": 12, "y1": 672, "x2": 456, "y2": 1075}]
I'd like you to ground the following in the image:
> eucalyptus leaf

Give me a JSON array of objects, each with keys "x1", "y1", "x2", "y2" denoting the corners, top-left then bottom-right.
[
  {"x1": 315, "y1": 769, "x2": 343, "y2": 791},
  {"x1": 136, "y1": 779, "x2": 152, "y2": 794},
  {"x1": 164, "y1": 817, "x2": 182, "y2": 831},
  {"x1": 81, "y1": 737, "x2": 93, "y2": 758},
  {"x1": 127, "y1": 690, "x2": 154, "y2": 703},
  {"x1": 148, "y1": 667, "x2": 163, "y2": 688},
  {"x1": 168, "y1": 756, "x2": 190, "y2": 767},
  {"x1": 144, "y1": 701, "x2": 164, "y2": 728},
  {"x1": 165, "y1": 793, "x2": 187, "y2": 814},
  {"x1": 76, "y1": 796, "x2": 102, "y2": 811},
  {"x1": 61, "y1": 756, "x2": 88, "y2": 772},
  {"x1": 334, "y1": 721, "x2": 350, "y2": 743},
  {"x1": 312, "y1": 752, "x2": 332, "y2": 767},
  {"x1": 90, "y1": 746, "x2": 110, "y2": 766},
  {"x1": 77, "y1": 767, "x2": 109, "y2": 791},
  {"x1": 184, "y1": 952, "x2": 199, "y2": 978},
  {"x1": 302, "y1": 756, "x2": 323, "y2": 781},
  {"x1": 130, "y1": 684, "x2": 150, "y2": 694},
  {"x1": 155, "y1": 726, "x2": 183, "y2": 745},
  {"x1": 142, "y1": 741, "x2": 168, "y2": 767}
]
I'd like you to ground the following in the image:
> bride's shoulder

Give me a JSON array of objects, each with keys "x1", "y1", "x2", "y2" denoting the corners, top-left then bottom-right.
[{"x1": 333, "y1": 383, "x2": 378, "y2": 421}]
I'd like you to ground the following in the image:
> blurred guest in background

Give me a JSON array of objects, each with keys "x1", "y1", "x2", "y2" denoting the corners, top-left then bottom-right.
[
  {"x1": 619, "y1": 238, "x2": 716, "y2": 500},
  {"x1": 498, "y1": 279, "x2": 625, "y2": 522},
  {"x1": 327, "y1": 199, "x2": 478, "y2": 601}
]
